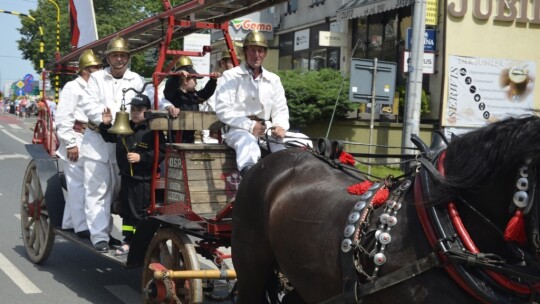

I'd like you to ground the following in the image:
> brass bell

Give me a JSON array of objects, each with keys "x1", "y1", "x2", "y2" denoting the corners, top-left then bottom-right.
[{"x1": 108, "y1": 104, "x2": 134, "y2": 135}]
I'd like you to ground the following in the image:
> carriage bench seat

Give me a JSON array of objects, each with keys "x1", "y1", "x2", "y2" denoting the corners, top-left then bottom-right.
[{"x1": 147, "y1": 110, "x2": 239, "y2": 215}]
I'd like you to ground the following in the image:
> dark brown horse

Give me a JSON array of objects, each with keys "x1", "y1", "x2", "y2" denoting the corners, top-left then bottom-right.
[{"x1": 232, "y1": 116, "x2": 540, "y2": 303}]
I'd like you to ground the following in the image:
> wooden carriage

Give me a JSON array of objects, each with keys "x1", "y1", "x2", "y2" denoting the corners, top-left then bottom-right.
[{"x1": 20, "y1": 1, "x2": 288, "y2": 303}]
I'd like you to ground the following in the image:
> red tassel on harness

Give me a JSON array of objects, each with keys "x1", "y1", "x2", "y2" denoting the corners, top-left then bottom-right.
[
  {"x1": 339, "y1": 151, "x2": 356, "y2": 166},
  {"x1": 504, "y1": 210, "x2": 527, "y2": 246},
  {"x1": 372, "y1": 187, "x2": 389, "y2": 208},
  {"x1": 347, "y1": 181, "x2": 373, "y2": 195}
]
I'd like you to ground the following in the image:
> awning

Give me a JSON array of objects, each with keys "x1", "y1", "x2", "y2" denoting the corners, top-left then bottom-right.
[{"x1": 337, "y1": 0, "x2": 414, "y2": 21}]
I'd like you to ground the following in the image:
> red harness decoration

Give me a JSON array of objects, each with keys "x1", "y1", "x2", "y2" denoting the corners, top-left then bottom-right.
[
  {"x1": 417, "y1": 150, "x2": 540, "y2": 298},
  {"x1": 347, "y1": 180, "x2": 389, "y2": 208}
]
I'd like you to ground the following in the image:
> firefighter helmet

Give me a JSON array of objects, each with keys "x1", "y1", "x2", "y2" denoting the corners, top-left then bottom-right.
[
  {"x1": 78, "y1": 49, "x2": 102, "y2": 71},
  {"x1": 243, "y1": 30, "x2": 268, "y2": 49},
  {"x1": 174, "y1": 56, "x2": 193, "y2": 69},
  {"x1": 220, "y1": 43, "x2": 242, "y2": 60},
  {"x1": 106, "y1": 36, "x2": 130, "y2": 55}
]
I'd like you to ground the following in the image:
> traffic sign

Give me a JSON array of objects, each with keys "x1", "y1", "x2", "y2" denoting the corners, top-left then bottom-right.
[
  {"x1": 23, "y1": 83, "x2": 33, "y2": 93},
  {"x1": 16, "y1": 89, "x2": 25, "y2": 96},
  {"x1": 16, "y1": 81, "x2": 25, "y2": 89},
  {"x1": 24, "y1": 74, "x2": 34, "y2": 83}
]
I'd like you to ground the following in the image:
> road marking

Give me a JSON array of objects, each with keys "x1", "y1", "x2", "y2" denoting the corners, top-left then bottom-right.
[
  {"x1": 105, "y1": 285, "x2": 141, "y2": 304},
  {"x1": 0, "y1": 253, "x2": 42, "y2": 294},
  {"x1": 1, "y1": 130, "x2": 30, "y2": 145},
  {"x1": 8, "y1": 124, "x2": 22, "y2": 129},
  {"x1": 0, "y1": 153, "x2": 29, "y2": 160}
]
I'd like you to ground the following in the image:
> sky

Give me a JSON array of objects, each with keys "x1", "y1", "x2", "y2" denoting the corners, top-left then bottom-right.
[{"x1": 0, "y1": 0, "x2": 39, "y2": 89}]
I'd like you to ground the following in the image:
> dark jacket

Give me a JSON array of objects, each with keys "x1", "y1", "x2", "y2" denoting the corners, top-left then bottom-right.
[
  {"x1": 99, "y1": 121, "x2": 166, "y2": 180},
  {"x1": 163, "y1": 76, "x2": 217, "y2": 111}
]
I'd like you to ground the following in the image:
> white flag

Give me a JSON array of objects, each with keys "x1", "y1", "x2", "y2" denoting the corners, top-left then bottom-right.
[{"x1": 69, "y1": 0, "x2": 99, "y2": 48}]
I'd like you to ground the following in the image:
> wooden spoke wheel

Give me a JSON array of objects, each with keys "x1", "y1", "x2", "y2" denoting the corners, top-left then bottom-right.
[
  {"x1": 142, "y1": 228, "x2": 203, "y2": 304},
  {"x1": 20, "y1": 160, "x2": 55, "y2": 264}
]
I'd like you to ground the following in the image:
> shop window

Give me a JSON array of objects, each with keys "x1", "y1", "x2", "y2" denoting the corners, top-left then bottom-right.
[
  {"x1": 310, "y1": 0, "x2": 325, "y2": 7},
  {"x1": 279, "y1": 55, "x2": 293, "y2": 70},
  {"x1": 287, "y1": 0, "x2": 298, "y2": 14},
  {"x1": 293, "y1": 52, "x2": 310, "y2": 70},
  {"x1": 329, "y1": 49, "x2": 340, "y2": 70},
  {"x1": 310, "y1": 49, "x2": 327, "y2": 70}
]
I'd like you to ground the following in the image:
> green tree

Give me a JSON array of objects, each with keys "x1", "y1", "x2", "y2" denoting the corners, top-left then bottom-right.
[
  {"x1": 17, "y1": 0, "x2": 170, "y2": 82},
  {"x1": 277, "y1": 69, "x2": 356, "y2": 129}
]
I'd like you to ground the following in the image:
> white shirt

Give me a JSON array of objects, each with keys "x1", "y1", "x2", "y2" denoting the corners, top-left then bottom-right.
[
  {"x1": 79, "y1": 67, "x2": 147, "y2": 163},
  {"x1": 55, "y1": 76, "x2": 88, "y2": 161},
  {"x1": 215, "y1": 64, "x2": 289, "y2": 132}
]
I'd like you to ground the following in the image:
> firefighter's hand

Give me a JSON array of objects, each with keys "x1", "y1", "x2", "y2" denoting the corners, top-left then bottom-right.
[
  {"x1": 102, "y1": 107, "x2": 112, "y2": 125},
  {"x1": 165, "y1": 105, "x2": 180, "y2": 118},
  {"x1": 271, "y1": 126, "x2": 286, "y2": 138},
  {"x1": 127, "y1": 152, "x2": 140, "y2": 163},
  {"x1": 178, "y1": 70, "x2": 190, "y2": 78},
  {"x1": 252, "y1": 121, "x2": 266, "y2": 137},
  {"x1": 67, "y1": 146, "x2": 79, "y2": 162},
  {"x1": 210, "y1": 72, "x2": 220, "y2": 79}
]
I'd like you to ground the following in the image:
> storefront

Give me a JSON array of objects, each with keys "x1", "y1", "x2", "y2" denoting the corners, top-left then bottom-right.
[
  {"x1": 441, "y1": 0, "x2": 540, "y2": 135},
  {"x1": 278, "y1": 22, "x2": 341, "y2": 71}
]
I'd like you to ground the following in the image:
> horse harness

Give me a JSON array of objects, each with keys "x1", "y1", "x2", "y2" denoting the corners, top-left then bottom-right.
[
  {"x1": 338, "y1": 177, "x2": 442, "y2": 303},
  {"x1": 309, "y1": 143, "x2": 441, "y2": 303},
  {"x1": 323, "y1": 136, "x2": 540, "y2": 303},
  {"x1": 414, "y1": 149, "x2": 540, "y2": 303}
]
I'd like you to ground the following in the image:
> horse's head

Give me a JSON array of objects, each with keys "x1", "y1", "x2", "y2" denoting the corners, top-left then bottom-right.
[{"x1": 442, "y1": 116, "x2": 540, "y2": 260}]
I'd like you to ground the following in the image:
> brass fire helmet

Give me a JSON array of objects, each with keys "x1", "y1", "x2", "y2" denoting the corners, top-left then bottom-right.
[
  {"x1": 243, "y1": 30, "x2": 268, "y2": 49},
  {"x1": 78, "y1": 49, "x2": 102, "y2": 71},
  {"x1": 220, "y1": 43, "x2": 242, "y2": 61},
  {"x1": 106, "y1": 36, "x2": 130, "y2": 55},
  {"x1": 174, "y1": 56, "x2": 193, "y2": 69}
]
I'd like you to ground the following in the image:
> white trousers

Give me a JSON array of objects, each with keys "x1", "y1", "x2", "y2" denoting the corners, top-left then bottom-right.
[
  {"x1": 223, "y1": 129, "x2": 286, "y2": 171},
  {"x1": 61, "y1": 159, "x2": 88, "y2": 233},
  {"x1": 83, "y1": 157, "x2": 120, "y2": 245}
]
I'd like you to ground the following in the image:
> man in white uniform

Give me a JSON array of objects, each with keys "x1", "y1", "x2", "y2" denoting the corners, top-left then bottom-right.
[
  {"x1": 57, "y1": 50, "x2": 102, "y2": 237},
  {"x1": 216, "y1": 31, "x2": 311, "y2": 176},
  {"x1": 79, "y1": 36, "x2": 147, "y2": 252}
]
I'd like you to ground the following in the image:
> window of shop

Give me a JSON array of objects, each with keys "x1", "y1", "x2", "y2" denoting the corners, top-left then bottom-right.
[
  {"x1": 280, "y1": 22, "x2": 341, "y2": 72},
  {"x1": 279, "y1": 32, "x2": 294, "y2": 70}
]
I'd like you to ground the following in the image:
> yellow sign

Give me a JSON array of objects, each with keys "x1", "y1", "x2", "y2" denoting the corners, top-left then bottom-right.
[
  {"x1": 426, "y1": 0, "x2": 439, "y2": 26},
  {"x1": 16, "y1": 81, "x2": 25, "y2": 89}
]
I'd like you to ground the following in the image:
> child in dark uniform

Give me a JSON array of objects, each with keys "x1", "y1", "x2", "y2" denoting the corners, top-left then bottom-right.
[{"x1": 100, "y1": 94, "x2": 165, "y2": 255}]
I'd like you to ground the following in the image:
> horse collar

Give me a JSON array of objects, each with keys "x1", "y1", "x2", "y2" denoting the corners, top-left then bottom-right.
[{"x1": 340, "y1": 178, "x2": 415, "y2": 302}]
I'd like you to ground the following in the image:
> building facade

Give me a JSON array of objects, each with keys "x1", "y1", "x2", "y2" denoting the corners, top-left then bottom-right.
[{"x1": 211, "y1": 0, "x2": 540, "y2": 139}]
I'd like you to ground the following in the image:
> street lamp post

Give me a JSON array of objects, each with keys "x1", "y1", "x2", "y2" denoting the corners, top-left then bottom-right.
[{"x1": 47, "y1": 0, "x2": 60, "y2": 103}]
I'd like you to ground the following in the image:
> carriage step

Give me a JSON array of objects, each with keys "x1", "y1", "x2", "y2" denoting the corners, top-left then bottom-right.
[
  {"x1": 152, "y1": 215, "x2": 206, "y2": 231},
  {"x1": 55, "y1": 229, "x2": 128, "y2": 266}
]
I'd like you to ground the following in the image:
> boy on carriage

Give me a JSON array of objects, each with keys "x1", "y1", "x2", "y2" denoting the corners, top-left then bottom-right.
[{"x1": 99, "y1": 94, "x2": 165, "y2": 255}]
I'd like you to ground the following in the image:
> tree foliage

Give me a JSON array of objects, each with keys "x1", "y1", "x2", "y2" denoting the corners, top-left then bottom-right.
[
  {"x1": 17, "y1": 0, "x2": 177, "y2": 83},
  {"x1": 277, "y1": 69, "x2": 356, "y2": 129}
]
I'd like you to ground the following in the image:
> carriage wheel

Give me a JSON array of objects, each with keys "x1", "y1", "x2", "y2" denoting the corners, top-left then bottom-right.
[
  {"x1": 142, "y1": 228, "x2": 203, "y2": 304},
  {"x1": 20, "y1": 160, "x2": 55, "y2": 264}
]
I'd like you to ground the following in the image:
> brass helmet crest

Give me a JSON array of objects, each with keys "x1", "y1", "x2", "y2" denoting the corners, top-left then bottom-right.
[
  {"x1": 78, "y1": 49, "x2": 102, "y2": 71},
  {"x1": 243, "y1": 30, "x2": 268, "y2": 49},
  {"x1": 174, "y1": 56, "x2": 193, "y2": 69},
  {"x1": 220, "y1": 43, "x2": 242, "y2": 60},
  {"x1": 106, "y1": 36, "x2": 130, "y2": 55}
]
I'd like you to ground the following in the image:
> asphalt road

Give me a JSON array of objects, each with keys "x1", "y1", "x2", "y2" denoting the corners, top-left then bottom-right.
[{"x1": 0, "y1": 113, "x2": 234, "y2": 303}]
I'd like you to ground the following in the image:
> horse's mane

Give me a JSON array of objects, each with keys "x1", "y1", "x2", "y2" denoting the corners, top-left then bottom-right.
[{"x1": 441, "y1": 115, "x2": 540, "y2": 198}]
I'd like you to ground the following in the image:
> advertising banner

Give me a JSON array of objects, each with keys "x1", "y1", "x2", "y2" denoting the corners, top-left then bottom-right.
[{"x1": 445, "y1": 55, "x2": 536, "y2": 128}]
